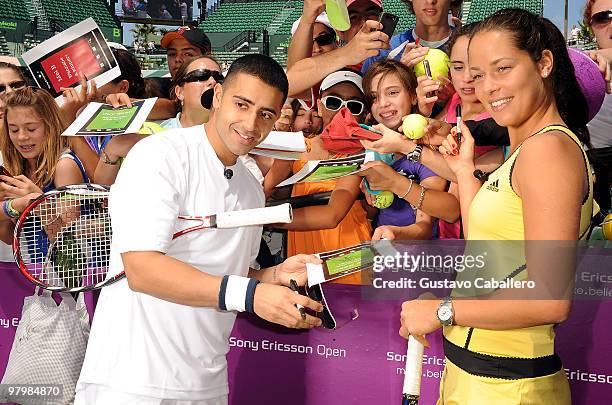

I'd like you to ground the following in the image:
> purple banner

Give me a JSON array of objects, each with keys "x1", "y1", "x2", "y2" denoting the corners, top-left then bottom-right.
[
  {"x1": 227, "y1": 283, "x2": 612, "y2": 404},
  {"x1": 1, "y1": 262, "x2": 611, "y2": 403}
]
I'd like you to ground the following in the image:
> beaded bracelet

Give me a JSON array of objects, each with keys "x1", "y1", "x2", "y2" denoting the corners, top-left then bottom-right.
[{"x1": 411, "y1": 185, "x2": 428, "y2": 213}]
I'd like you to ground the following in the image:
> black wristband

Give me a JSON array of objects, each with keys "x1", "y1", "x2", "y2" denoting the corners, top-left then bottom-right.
[
  {"x1": 218, "y1": 275, "x2": 230, "y2": 311},
  {"x1": 245, "y1": 278, "x2": 260, "y2": 314}
]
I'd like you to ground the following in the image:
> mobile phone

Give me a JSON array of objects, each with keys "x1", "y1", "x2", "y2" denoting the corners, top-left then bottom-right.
[
  {"x1": 0, "y1": 165, "x2": 13, "y2": 178},
  {"x1": 377, "y1": 12, "x2": 399, "y2": 39}
]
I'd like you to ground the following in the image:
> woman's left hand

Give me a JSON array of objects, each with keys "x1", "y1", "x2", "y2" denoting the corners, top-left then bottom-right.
[
  {"x1": 0, "y1": 175, "x2": 43, "y2": 198},
  {"x1": 399, "y1": 292, "x2": 442, "y2": 347}
]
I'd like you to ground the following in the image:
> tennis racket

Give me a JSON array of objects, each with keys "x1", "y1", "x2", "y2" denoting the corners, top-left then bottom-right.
[
  {"x1": 402, "y1": 335, "x2": 425, "y2": 405},
  {"x1": 13, "y1": 183, "x2": 293, "y2": 293}
]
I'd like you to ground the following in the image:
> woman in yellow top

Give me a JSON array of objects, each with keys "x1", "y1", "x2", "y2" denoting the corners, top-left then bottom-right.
[{"x1": 399, "y1": 8, "x2": 594, "y2": 404}]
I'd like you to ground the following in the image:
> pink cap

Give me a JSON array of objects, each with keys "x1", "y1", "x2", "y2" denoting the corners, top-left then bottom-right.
[{"x1": 347, "y1": 0, "x2": 383, "y2": 8}]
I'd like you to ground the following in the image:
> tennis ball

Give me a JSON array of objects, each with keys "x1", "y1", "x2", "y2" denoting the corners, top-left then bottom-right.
[
  {"x1": 413, "y1": 49, "x2": 450, "y2": 81},
  {"x1": 603, "y1": 214, "x2": 612, "y2": 241},
  {"x1": 401, "y1": 114, "x2": 429, "y2": 140},
  {"x1": 138, "y1": 121, "x2": 166, "y2": 135},
  {"x1": 373, "y1": 191, "x2": 395, "y2": 209}
]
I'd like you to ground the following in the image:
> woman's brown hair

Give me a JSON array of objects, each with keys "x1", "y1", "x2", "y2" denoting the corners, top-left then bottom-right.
[
  {"x1": 0, "y1": 87, "x2": 67, "y2": 187},
  {"x1": 362, "y1": 59, "x2": 418, "y2": 110}
]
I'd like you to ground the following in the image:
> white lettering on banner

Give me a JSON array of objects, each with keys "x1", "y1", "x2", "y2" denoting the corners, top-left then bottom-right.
[
  {"x1": 0, "y1": 318, "x2": 19, "y2": 329},
  {"x1": 565, "y1": 368, "x2": 612, "y2": 384},
  {"x1": 396, "y1": 368, "x2": 443, "y2": 379},
  {"x1": 386, "y1": 351, "x2": 445, "y2": 367},
  {"x1": 229, "y1": 337, "x2": 349, "y2": 358},
  {"x1": 316, "y1": 345, "x2": 346, "y2": 359}
]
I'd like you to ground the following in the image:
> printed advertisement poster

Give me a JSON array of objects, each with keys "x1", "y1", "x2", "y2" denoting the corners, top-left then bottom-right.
[{"x1": 21, "y1": 18, "x2": 120, "y2": 103}]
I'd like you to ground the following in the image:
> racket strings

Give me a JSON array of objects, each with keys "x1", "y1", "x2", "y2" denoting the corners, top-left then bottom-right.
[{"x1": 18, "y1": 191, "x2": 112, "y2": 291}]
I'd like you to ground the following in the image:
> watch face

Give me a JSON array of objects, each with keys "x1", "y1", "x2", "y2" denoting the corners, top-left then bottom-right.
[{"x1": 438, "y1": 306, "x2": 452, "y2": 321}]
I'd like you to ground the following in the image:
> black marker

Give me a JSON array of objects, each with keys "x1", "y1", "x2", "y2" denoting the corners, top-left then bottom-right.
[
  {"x1": 423, "y1": 60, "x2": 435, "y2": 99},
  {"x1": 455, "y1": 104, "x2": 462, "y2": 143},
  {"x1": 290, "y1": 279, "x2": 306, "y2": 320}
]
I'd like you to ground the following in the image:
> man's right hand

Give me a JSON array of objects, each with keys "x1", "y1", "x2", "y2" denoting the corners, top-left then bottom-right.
[
  {"x1": 253, "y1": 283, "x2": 323, "y2": 329},
  {"x1": 106, "y1": 93, "x2": 134, "y2": 108},
  {"x1": 341, "y1": 20, "x2": 390, "y2": 66}
]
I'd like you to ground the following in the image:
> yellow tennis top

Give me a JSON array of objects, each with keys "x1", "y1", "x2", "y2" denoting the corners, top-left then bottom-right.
[{"x1": 444, "y1": 125, "x2": 594, "y2": 358}]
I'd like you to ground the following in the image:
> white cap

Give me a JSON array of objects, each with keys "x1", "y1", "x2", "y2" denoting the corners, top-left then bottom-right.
[
  {"x1": 320, "y1": 70, "x2": 364, "y2": 94},
  {"x1": 291, "y1": 12, "x2": 334, "y2": 36}
]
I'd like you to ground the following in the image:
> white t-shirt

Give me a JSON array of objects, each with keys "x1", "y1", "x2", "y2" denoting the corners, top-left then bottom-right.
[
  {"x1": 159, "y1": 116, "x2": 264, "y2": 184},
  {"x1": 76, "y1": 125, "x2": 264, "y2": 400},
  {"x1": 588, "y1": 93, "x2": 612, "y2": 149}
]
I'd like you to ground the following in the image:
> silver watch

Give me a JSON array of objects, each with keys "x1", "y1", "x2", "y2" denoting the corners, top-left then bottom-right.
[
  {"x1": 407, "y1": 145, "x2": 423, "y2": 162},
  {"x1": 436, "y1": 296, "x2": 454, "y2": 326}
]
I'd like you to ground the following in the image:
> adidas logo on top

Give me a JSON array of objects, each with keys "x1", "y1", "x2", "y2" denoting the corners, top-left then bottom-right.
[{"x1": 486, "y1": 179, "x2": 500, "y2": 192}]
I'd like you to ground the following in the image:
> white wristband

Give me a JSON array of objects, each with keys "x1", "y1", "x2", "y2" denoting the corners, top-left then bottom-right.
[{"x1": 224, "y1": 275, "x2": 251, "y2": 312}]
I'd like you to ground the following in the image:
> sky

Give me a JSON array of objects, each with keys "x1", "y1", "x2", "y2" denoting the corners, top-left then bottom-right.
[{"x1": 543, "y1": 0, "x2": 588, "y2": 33}]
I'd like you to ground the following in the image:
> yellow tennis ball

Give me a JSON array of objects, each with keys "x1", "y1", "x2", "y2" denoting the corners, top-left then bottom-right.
[
  {"x1": 138, "y1": 121, "x2": 166, "y2": 135},
  {"x1": 413, "y1": 49, "x2": 450, "y2": 81},
  {"x1": 402, "y1": 114, "x2": 429, "y2": 140},
  {"x1": 373, "y1": 191, "x2": 395, "y2": 209},
  {"x1": 603, "y1": 213, "x2": 612, "y2": 240}
]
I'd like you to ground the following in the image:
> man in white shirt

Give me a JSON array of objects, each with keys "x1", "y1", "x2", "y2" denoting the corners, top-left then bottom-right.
[{"x1": 74, "y1": 54, "x2": 323, "y2": 405}]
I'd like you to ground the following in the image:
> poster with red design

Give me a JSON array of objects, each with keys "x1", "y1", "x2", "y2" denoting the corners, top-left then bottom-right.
[{"x1": 21, "y1": 18, "x2": 120, "y2": 103}]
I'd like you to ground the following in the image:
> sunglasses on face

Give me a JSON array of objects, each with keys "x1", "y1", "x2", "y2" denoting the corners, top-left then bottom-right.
[
  {"x1": 0, "y1": 80, "x2": 26, "y2": 94},
  {"x1": 313, "y1": 32, "x2": 335, "y2": 47},
  {"x1": 321, "y1": 95, "x2": 365, "y2": 116},
  {"x1": 179, "y1": 69, "x2": 224, "y2": 86},
  {"x1": 591, "y1": 9, "x2": 612, "y2": 27}
]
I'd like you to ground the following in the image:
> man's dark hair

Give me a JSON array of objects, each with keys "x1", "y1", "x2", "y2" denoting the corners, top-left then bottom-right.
[{"x1": 224, "y1": 54, "x2": 289, "y2": 102}]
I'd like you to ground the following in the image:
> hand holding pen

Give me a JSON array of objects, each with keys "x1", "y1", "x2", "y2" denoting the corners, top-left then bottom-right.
[{"x1": 455, "y1": 104, "x2": 462, "y2": 143}]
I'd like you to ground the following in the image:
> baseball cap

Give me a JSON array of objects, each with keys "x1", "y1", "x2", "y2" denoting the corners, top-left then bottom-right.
[
  {"x1": 347, "y1": 0, "x2": 382, "y2": 8},
  {"x1": 291, "y1": 12, "x2": 334, "y2": 36},
  {"x1": 161, "y1": 27, "x2": 212, "y2": 54},
  {"x1": 320, "y1": 70, "x2": 363, "y2": 94}
]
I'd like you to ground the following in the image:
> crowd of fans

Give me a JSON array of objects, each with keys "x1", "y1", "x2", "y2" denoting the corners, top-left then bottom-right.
[{"x1": 0, "y1": 0, "x2": 610, "y2": 402}]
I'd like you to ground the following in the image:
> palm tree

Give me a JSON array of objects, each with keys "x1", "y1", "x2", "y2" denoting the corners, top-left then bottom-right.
[{"x1": 130, "y1": 24, "x2": 159, "y2": 44}]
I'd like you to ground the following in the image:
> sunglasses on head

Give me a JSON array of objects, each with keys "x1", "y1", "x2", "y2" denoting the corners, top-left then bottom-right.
[
  {"x1": 0, "y1": 80, "x2": 26, "y2": 94},
  {"x1": 313, "y1": 32, "x2": 335, "y2": 47},
  {"x1": 591, "y1": 9, "x2": 612, "y2": 26},
  {"x1": 179, "y1": 69, "x2": 224, "y2": 85},
  {"x1": 321, "y1": 95, "x2": 365, "y2": 116}
]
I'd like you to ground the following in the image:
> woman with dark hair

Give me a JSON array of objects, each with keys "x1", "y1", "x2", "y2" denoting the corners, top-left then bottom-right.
[
  {"x1": 399, "y1": 9, "x2": 593, "y2": 403},
  {"x1": 97, "y1": 48, "x2": 146, "y2": 102}
]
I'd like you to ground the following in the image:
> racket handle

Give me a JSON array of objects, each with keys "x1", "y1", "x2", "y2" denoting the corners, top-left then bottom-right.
[
  {"x1": 402, "y1": 335, "x2": 424, "y2": 404},
  {"x1": 216, "y1": 203, "x2": 293, "y2": 228}
]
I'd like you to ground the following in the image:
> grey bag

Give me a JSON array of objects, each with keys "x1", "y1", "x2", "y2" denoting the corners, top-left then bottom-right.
[{"x1": 0, "y1": 288, "x2": 90, "y2": 405}]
